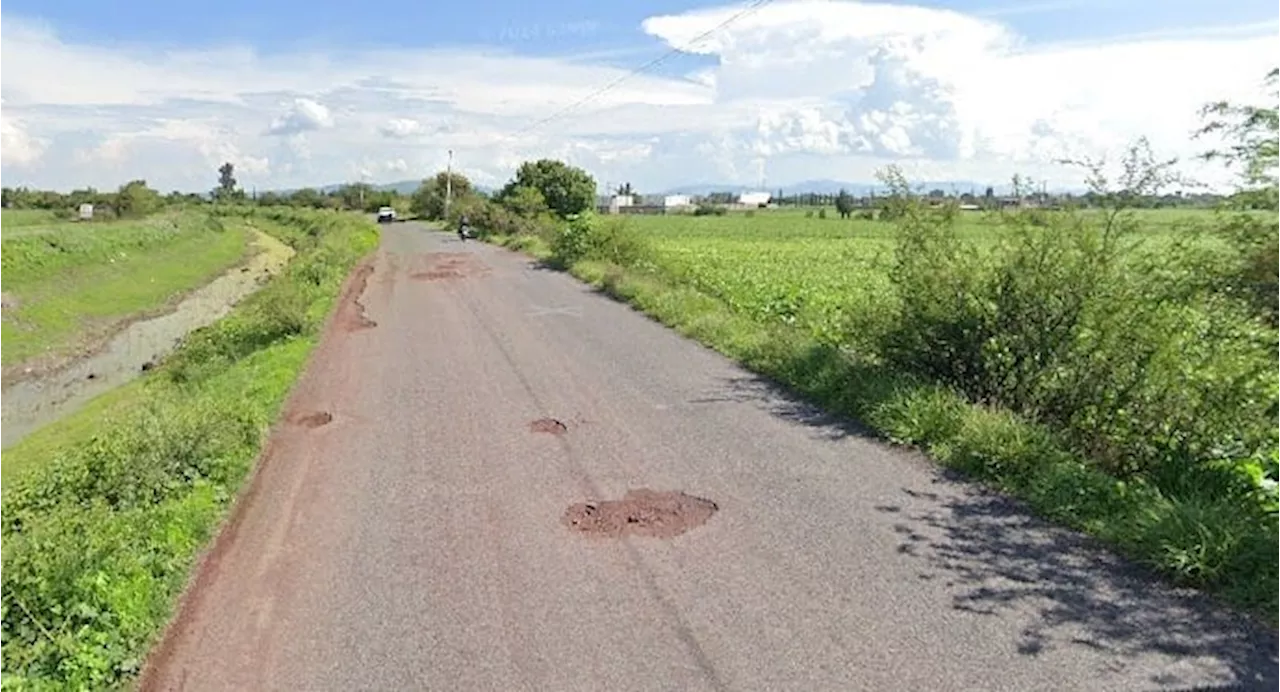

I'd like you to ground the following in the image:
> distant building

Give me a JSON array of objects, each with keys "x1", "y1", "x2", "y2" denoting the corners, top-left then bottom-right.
[
  {"x1": 663, "y1": 194, "x2": 694, "y2": 209},
  {"x1": 607, "y1": 194, "x2": 635, "y2": 214},
  {"x1": 737, "y1": 191, "x2": 772, "y2": 207}
]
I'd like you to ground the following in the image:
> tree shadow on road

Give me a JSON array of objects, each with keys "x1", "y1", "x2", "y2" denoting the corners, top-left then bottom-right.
[
  {"x1": 700, "y1": 369, "x2": 1279, "y2": 691},
  {"x1": 878, "y1": 481, "x2": 1278, "y2": 690}
]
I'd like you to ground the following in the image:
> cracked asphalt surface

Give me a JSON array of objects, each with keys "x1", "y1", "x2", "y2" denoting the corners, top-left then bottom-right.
[{"x1": 139, "y1": 222, "x2": 1278, "y2": 691}]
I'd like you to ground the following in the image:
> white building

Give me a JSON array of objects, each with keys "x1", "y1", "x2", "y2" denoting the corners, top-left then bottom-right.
[
  {"x1": 738, "y1": 191, "x2": 772, "y2": 207},
  {"x1": 663, "y1": 194, "x2": 693, "y2": 209}
]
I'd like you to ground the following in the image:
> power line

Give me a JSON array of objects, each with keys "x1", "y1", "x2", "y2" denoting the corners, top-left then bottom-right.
[{"x1": 504, "y1": 0, "x2": 775, "y2": 141}]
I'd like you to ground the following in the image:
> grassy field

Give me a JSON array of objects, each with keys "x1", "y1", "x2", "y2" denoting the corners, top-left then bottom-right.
[
  {"x1": 1, "y1": 211, "x2": 252, "y2": 371},
  {"x1": 490, "y1": 203, "x2": 1278, "y2": 623},
  {"x1": 0, "y1": 209, "x2": 62, "y2": 228},
  {"x1": 628, "y1": 208, "x2": 1228, "y2": 346},
  {"x1": 0, "y1": 207, "x2": 379, "y2": 690}
]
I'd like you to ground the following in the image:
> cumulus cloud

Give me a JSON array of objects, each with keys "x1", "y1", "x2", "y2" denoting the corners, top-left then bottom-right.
[
  {"x1": 266, "y1": 98, "x2": 334, "y2": 136},
  {"x1": 1, "y1": 109, "x2": 46, "y2": 166},
  {"x1": 1, "y1": 3, "x2": 1275, "y2": 193},
  {"x1": 640, "y1": 0, "x2": 1275, "y2": 177}
]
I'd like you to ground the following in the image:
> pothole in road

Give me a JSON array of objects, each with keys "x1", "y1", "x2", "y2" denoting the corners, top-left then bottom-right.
[
  {"x1": 530, "y1": 418, "x2": 568, "y2": 435},
  {"x1": 562, "y1": 489, "x2": 719, "y2": 539},
  {"x1": 291, "y1": 411, "x2": 333, "y2": 428},
  {"x1": 411, "y1": 253, "x2": 491, "y2": 282}
]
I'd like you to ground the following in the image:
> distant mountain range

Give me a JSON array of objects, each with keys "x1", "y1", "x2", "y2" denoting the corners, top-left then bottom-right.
[{"x1": 270, "y1": 180, "x2": 495, "y2": 196}]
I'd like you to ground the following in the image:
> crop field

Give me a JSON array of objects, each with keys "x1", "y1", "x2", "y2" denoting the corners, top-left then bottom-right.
[
  {"x1": 0, "y1": 211, "x2": 251, "y2": 370},
  {"x1": 627, "y1": 207, "x2": 1225, "y2": 348}
]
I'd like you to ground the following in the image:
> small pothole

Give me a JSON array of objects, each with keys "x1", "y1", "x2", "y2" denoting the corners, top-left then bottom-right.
[
  {"x1": 292, "y1": 411, "x2": 333, "y2": 428},
  {"x1": 530, "y1": 418, "x2": 568, "y2": 435},
  {"x1": 563, "y1": 489, "x2": 719, "y2": 539}
]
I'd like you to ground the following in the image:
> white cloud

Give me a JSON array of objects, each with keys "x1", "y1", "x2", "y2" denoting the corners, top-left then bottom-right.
[
  {"x1": 266, "y1": 98, "x2": 334, "y2": 136},
  {"x1": 1, "y1": 109, "x2": 46, "y2": 166},
  {"x1": 378, "y1": 118, "x2": 424, "y2": 139},
  {"x1": 1, "y1": 3, "x2": 1276, "y2": 193}
]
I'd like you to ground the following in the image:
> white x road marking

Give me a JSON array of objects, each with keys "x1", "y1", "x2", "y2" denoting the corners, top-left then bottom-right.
[{"x1": 527, "y1": 304, "x2": 582, "y2": 318}]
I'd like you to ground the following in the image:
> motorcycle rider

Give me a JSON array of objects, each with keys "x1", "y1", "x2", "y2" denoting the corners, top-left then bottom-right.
[{"x1": 457, "y1": 213, "x2": 470, "y2": 241}]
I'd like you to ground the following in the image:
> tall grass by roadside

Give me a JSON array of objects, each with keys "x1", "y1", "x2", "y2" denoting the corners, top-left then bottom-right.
[{"x1": 0, "y1": 206, "x2": 378, "y2": 691}]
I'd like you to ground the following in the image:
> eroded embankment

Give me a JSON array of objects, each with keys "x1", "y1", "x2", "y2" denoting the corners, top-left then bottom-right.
[{"x1": 0, "y1": 231, "x2": 294, "y2": 449}]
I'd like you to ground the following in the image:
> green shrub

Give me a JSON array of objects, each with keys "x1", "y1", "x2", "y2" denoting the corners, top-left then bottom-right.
[
  {"x1": 550, "y1": 213, "x2": 650, "y2": 268},
  {"x1": 874, "y1": 162, "x2": 1279, "y2": 498}
]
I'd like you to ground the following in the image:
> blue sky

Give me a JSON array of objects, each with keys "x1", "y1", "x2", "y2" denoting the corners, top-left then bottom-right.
[
  {"x1": 2, "y1": 0, "x2": 1276, "y2": 192},
  {"x1": 12, "y1": 0, "x2": 1274, "y2": 53}
]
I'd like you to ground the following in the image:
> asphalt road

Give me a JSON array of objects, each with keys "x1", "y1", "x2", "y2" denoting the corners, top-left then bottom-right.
[{"x1": 139, "y1": 222, "x2": 1278, "y2": 691}]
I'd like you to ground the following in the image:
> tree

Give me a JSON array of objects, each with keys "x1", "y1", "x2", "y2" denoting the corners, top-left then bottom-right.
[
  {"x1": 411, "y1": 171, "x2": 473, "y2": 220},
  {"x1": 501, "y1": 185, "x2": 549, "y2": 218},
  {"x1": 1196, "y1": 67, "x2": 1279, "y2": 209},
  {"x1": 1194, "y1": 67, "x2": 1279, "y2": 323},
  {"x1": 115, "y1": 180, "x2": 161, "y2": 217},
  {"x1": 214, "y1": 162, "x2": 242, "y2": 201},
  {"x1": 500, "y1": 159, "x2": 595, "y2": 218},
  {"x1": 615, "y1": 182, "x2": 636, "y2": 197},
  {"x1": 286, "y1": 187, "x2": 325, "y2": 208},
  {"x1": 835, "y1": 188, "x2": 855, "y2": 219}
]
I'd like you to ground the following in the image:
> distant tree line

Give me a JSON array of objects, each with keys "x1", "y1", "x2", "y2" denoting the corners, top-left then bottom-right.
[{"x1": 4, "y1": 136, "x2": 1264, "y2": 228}]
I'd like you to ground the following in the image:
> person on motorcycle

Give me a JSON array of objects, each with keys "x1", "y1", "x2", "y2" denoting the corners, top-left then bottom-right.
[{"x1": 457, "y1": 214, "x2": 470, "y2": 240}]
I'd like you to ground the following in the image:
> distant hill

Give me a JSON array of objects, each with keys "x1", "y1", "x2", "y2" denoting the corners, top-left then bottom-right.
[{"x1": 270, "y1": 180, "x2": 495, "y2": 196}]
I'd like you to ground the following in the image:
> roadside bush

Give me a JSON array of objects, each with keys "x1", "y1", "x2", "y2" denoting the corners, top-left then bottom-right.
[
  {"x1": 549, "y1": 213, "x2": 650, "y2": 268},
  {"x1": 446, "y1": 197, "x2": 549, "y2": 239},
  {"x1": 873, "y1": 155, "x2": 1278, "y2": 501},
  {"x1": 694, "y1": 203, "x2": 726, "y2": 216},
  {"x1": 1201, "y1": 209, "x2": 1279, "y2": 325}
]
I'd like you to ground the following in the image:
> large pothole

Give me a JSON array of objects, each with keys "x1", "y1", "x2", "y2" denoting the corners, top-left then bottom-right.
[{"x1": 562, "y1": 489, "x2": 718, "y2": 539}]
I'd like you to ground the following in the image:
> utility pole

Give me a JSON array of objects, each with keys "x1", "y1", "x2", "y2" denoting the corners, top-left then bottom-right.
[{"x1": 445, "y1": 149, "x2": 454, "y2": 219}]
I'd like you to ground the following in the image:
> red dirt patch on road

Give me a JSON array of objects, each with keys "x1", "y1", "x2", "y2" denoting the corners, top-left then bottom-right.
[
  {"x1": 562, "y1": 489, "x2": 719, "y2": 539},
  {"x1": 411, "y1": 253, "x2": 491, "y2": 282},
  {"x1": 530, "y1": 418, "x2": 568, "y2": 435},
  {"x1": 137, "y1": 251, "x2": 380, "y2": 691},
  {"x1": 290, "y1": 411, "x2": 333, "y2": 428},
  {"x1": 337, "y1": 260, "x2": 377, "y2": 332}
]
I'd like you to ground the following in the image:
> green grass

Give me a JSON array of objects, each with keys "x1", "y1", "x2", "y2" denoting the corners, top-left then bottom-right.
[
  {"x1": 1, "y1": 209, "x2": 62, "y2": 228},
  {"x1": 1, "y1": 212, "x2": 251, "y2": 368},
  {"x1": 487, "y1": 205, "x2": 1277, "y2": 624},
  {"x1": 0, "y1": 207, "x2": 379, "y2": 691},
  {"x1": 0, "y1": 380, "x2": 149, "y2": 489}
]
